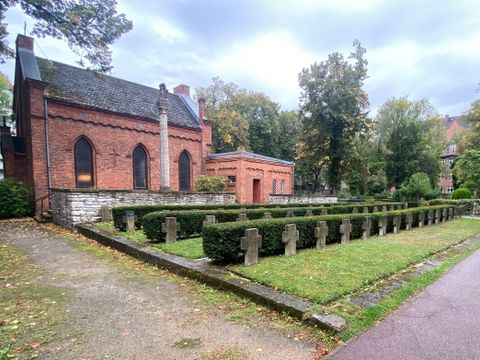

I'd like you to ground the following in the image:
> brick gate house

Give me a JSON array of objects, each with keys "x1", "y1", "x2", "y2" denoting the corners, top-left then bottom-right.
[{"x1": 1, "y1": 35, "x2": 294, "y2": 212}]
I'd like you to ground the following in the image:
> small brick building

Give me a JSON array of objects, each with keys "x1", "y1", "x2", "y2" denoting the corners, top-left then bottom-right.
[{"x1": 1, "y1": 35, "x2": 294, "y2": 212}]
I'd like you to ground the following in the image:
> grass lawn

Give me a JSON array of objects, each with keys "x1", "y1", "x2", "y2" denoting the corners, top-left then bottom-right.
[
  {"x1": 230, "y1": 218, "x2": 480, "y2": 304},
  {"x1": 92, "y1": 222, "x2": 206, "y2": 259}
]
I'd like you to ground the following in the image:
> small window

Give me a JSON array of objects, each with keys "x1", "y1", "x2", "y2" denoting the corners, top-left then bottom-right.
[
  {"x1": 228, "y1": 176, "x2": 236, "y2": 186},
  {"x1": 74, "y1": 137, "x2": 94, "y2": 188},
  {"x1": 272, "y1": 179, "x2": 277, "y2": 194},
  {"x1": 280, "y1": 180, "x2": 285, "y2": 194}
]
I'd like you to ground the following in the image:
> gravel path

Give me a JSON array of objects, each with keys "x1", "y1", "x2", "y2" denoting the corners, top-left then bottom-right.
[{"x1": 1, "y1": 220, "x2": 318, "y2": 360}]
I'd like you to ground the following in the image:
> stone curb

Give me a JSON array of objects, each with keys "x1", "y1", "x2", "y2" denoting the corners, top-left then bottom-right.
[{"x1": 77, "y1": 224, "x2": 346, "y2": 332}]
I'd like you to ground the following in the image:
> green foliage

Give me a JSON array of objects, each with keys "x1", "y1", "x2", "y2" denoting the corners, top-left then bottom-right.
[
  {"x1": 397, "y1": 172, "x2": 433, "y2": 201},
  {"x1": 297, "y1": 40, "x2": 370, "y2": 191},
  {"x1": 337, "y1": 188, "x2": 352, "y2": 199},
  {"x1": 195, "y1": 175, "x2": 226, "y2": 192},
  {"x1": 367, "y1": 161, "x2": 388, "y2": 195},
  {"x1": 0, "y1": 179, "x2": 33, "y2": 218},
  {"x1": 141, "y1": 202, "x2": 401, "y2": 241},
  {"x1": 453, "y1": 149, "x2": 480, "y2": 196},
  {"x1": 1, "y1": 1, "x2": 132, "y2": 72},
  {"x1": 459, "y1": 99, "x2": 480, "y2": 153},
  {"x1": 450, "y1": 187, "x2": 467, "y2": 200},
  {"x1": 0, "y1": 71, "x2": 12, "y2": 117},
  {"x1": 202, "y1": 205, "x2": 453, "y2": 263},
  {"x1": 374, "y1": 97, "x2": 445, "y2": 187},
  {"x1": 451, "y1": 188, "x2": 472, "y2": 200}
]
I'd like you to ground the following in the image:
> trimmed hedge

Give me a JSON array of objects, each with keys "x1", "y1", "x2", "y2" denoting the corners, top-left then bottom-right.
[
  {"x1": 451, "y1": 188, "x2": 472, "y2": 200},
  {"x1": 202, "y1": 205, "x2": 456, "y2": 263},
  {"x1": 142, "y1": 202, "x2": 404, "y2": 241},
  {"x1": 113, "y1": 201, "x2": 402, "y2": 230}
]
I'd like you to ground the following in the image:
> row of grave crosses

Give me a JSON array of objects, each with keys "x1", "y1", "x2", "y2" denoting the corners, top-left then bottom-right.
[{"x1": 119, "y1": 205, "x2": 464, "y2": 266}]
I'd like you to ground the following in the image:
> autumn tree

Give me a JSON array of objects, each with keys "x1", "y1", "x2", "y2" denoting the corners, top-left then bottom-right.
[
  {"x1": 297, "y1": 40, "x2": 370, "y2": 192},
  {"x1": 1, "y1": 0, "x2": 132, "y2": 72}
]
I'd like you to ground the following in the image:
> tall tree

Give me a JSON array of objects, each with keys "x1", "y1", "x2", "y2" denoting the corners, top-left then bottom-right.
[
  {"x1": 374, "y1": 97, "x2": 445, "y2": 188},
  {"x1": 459, "y1": 99, "x2": 480, "y2": 153},
  {"x1": 0, "y1": 71, "x2": 12, "y2": 118},
  {"x1": 278, "y1": 110, "x2": 302, "y2": 161},
  {"x1": 1, "y1": 0, "x2": 132, "y2": 72},
  {"x1": 297, "y1": 40, "x2": 370, "y2": 192},
  {"x1": 453, "y1": 149, "x2": 480, "y2": 197}
]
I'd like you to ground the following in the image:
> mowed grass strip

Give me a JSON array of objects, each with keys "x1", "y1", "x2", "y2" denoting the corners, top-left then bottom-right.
[
  {"x1": 230, "y1": 218, "x2": 480, "y2": 304},
  {"x1": 157, "y1": 237, "x2": 205, "y2": 259}
]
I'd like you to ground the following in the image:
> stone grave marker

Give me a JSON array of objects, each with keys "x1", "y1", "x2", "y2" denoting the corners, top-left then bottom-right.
[
  {"x1": 404, "y1": 202, "x2": 409, "y2": 209},
  {"x1": 305, "y1": 209, "x2": 313, "y2": 217},
  {"x1": 363, "y1": 207, "x2": 369, "y2": 214},
  {"x1": 442, "y1": 208, "x2": 447, "y2": 223},
  {"x1": 378, "y1": 217, "x2": 387, "y2": 236},
  {"x1": 202, "y1": 215, "x2": 217, "y2": 227},
  {"x1": 382, "y1": 206, "x2": 387, "y2": 212},
  {"x1": 435, "y1": 209, "x2": 441, "y2": 224},
  {"x1": 100, "y1": 205, "x2": 112, "y2": 222},
  {"x1": 282, "y1": 224, "x2": 299, "y2": 256},
  {"x1": 396, "y1": 205, "x2": 403, "y2": 210},
  {"x1": 362, "y1": 217, "x2": 372, "y2": 239},
  {"x1": 418, "y1": 211, "x2": 425, "y2": 228},
  {"x1": 389, "y1": 205, "x2": 395, "y2": 211},
  {"x1": 162, "y1": 217, "x2": 181, "y2": 243},
  {"x1": 428, "y1": 210, "x2": 434, "y2": 225},
  {"x1": 393, "y1": 215, "x2": 401, "y2": 233},
  {"x1": 315, "y1": 221, "x2": 329, "y2": 249},
  {"x1": 352, "y1": 207, "x2": 359, "y2": 214},
  {"x1": 373, "y1": 206, "x2": 379, "y2": 213},
  {"x1": 240, "y1": 228, "x2": 262, "y2": 266},
  {"x1": 340, "y1": 219, "x2": 352, "y2": 244},
  {"x1": 122, "y1": 211, "x2": 137, "y2": 232},
  {"x1": 448, "y1": 208, "x2": 453, "y2": 220},
  {"x1": 321, "y1": 208, "x2": 328, "y2": 215},
  {"x1": 263, "y1": 212, "x2": 272, "y2": 220},
  {"x1": 406, "y1": 213, "x2": 413, "y2": 230},
  {"x1": 236, "y1": 213, "x2": 248, "y2": 222},
  {"x1": 286, "y1": 210, "x2": 295, "y2": 218}
]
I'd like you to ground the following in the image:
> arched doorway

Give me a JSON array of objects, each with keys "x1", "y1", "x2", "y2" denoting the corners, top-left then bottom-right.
[{"x1": 178, "y1": 150, "x2": 191, "y2": 191}]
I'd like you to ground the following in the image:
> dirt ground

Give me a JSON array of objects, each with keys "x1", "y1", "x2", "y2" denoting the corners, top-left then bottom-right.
[{"x1": 0, "y1": 219, "x2": 320, "y2": 360}]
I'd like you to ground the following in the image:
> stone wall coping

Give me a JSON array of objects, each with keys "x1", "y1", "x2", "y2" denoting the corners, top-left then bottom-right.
[
  {"x1": 77, "y1": 224, "x2": 346, "y2": 332},
  {"x1": 269, "y1": 194, "x2": 337, "y2": 198},
  {"x1": 51, "y1": 188, "x2": 236, "y2": 195}
]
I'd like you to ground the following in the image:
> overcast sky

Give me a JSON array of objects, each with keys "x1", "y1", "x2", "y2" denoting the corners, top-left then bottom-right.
[{"x1": 2, "y1": 0, "x2": 480, "y2": 116}]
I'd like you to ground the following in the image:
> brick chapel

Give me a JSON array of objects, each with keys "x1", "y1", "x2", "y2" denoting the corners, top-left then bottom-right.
[{"x1": 1, "y1": 35, "x2": 294, "y2": 212}]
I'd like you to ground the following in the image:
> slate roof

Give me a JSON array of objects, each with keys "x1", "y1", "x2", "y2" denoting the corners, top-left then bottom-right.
[
  {"x1": 19, "y1": 52, "x2": 200, "y2": 129},
  {"x1": 208, "y1": 151, "x2": 295, "y2": 166}
]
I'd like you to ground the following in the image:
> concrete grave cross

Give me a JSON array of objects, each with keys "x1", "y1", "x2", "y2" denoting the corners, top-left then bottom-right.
[
  {"x1": 363, "y1": 207, "x2": 369, "y2": 214},
  {"x1": 389, "y1": 205, "x2": 395, "y2": 211},
  {"x1": 404, "y1": 202, "x2": 409, "y2": 209},
  {"x1": 382, "y1": 206, "x2": 387, "y2": 212},
  {"x1": 282, "y1": 224, "x2": 299, "y2": 256},
  {"x1": 362, "y1": 217, "x2": 372, "y2": 239},
  {"x1": 406, "y1": 213, "x2": 413, "y2": 230},
  {"x1": 435, "y1": 209, "x2": 441, "y2": 224},
  {"x1": 162, "y1": 217, "x2": 181, "y2": 243},
  {"x1": 321, "y1": 208, "x2": 328, "y2": 215},
  {"x1": 340, "y1": 219, "x2": 352, "y2": 244},
  {"x1": 442, "y1": 208, "x2": 447, "y2": 223},
  {"x1": 263, "y1": 212, "x2": 272, "y2": 220},
  {"x1": 352, "y1": 207, "x2": 359, "y2": 214},
  {"x1": 428, "y1": 210, "x2": 434, "y2": 225},
  {"x1": 418, "y1": 211, "x2": 425, "y2": 228},
  {"x1": 393, "y1": 215, "x2": 401, "y2": 233},
  {"x1": 286, "y1": 210, "x2": 295, "y2": 218},
  {"x1": 236, "y1": 213, "x2": 248, "y2": 222},
  {"x1": 373, "y1": 206, "x2": 379, "y2": 213},
  {"x1": 240, "y1": 228, "x2": 262, "y2": 266},
  {"x1": 122, "y1": 211, "x2": 138, "y2": 232},
  {"x1": 397, "y1": 205, "x2": 403, "y2": 210},
  {"x1": 315, "y1": 221, "x2": 329, "y2": 249},
  {"x1": 202, "y1": 215, "x2": 217, "y2": 227},
  {"x1": 448, "y1": 208, "x2": 453, "y2": 220},
  {"x1": 305, "y1": 209, "x2": 314, "y2": 217},
  {"x1": 378, "y1": 217, "x2": 387, "y2": 236}
]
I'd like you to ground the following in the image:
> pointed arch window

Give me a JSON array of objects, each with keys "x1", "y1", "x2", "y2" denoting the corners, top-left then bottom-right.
[
  {"x1": 272, "y1": 179, "x2": 277, "y2": 194},
  {"x1": 179, "y1": 150, "x2": 191, "y2": 191},
  {"x1": 133, "y1": 145, "x2": 148, "y2": 189},
  {"x1": 74, "y1": 137, "x2": 94, "y2": 188}
]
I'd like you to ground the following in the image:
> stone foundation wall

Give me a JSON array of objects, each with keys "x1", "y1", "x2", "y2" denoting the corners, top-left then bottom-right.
[
  {"x1": 51, "y1": 188, "x2": 236, "y2": 229},
  {"x1": 269, "y1": 194, "x2": 337, "y2": 205}
]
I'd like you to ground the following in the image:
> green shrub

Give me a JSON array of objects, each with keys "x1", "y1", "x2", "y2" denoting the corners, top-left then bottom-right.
[
  {"x1": 451, "y1": 188, "x2": 472, "y2": 200},
  {"x1": 142, "y1": 202, "x2": 403, "y2": 241},
  {"x1": 0, "y1": 179, "x2": 33, "y2": 219},
  {"x1": 202, "y1": 204, "x2": 456, "y2": 263},
  {"x1": 112, "y1": 201, "x2": 380, "y2": 229},
  {"x1": 195, "y1": 175, "x2": 226, "y2": 192},
  {"x1": 398, "y1": 172, "x2": 433, "y2": 201}
]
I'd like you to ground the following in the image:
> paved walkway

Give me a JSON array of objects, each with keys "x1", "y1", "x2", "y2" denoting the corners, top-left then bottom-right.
[
  {"x1": 1, "y1": 220, "x2": 318, "y2": 360},
  {"x1": 328, "y1": 246, "x2": 480, "y2": 360}
]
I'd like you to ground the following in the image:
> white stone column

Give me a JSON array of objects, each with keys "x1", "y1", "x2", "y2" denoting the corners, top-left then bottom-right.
[{"x1": 157, "y1": 83, "x2": 170, "y2": 191}]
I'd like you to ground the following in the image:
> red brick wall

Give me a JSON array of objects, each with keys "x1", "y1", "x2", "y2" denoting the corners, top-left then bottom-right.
[{"x1": 206, "y1": 156, "x2": 294, "y2": 203}]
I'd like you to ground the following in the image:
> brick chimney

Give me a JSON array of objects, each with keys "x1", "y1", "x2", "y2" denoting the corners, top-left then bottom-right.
[
  {"x1": 16, "y1": 34, "x2": 34, "y2": 51},
  {"x1": 198, "y1": 98, "x2": 206, "y2": 120},
  {"x1": 173, "y1": 84, "x2": 190, "y2": 97}
]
